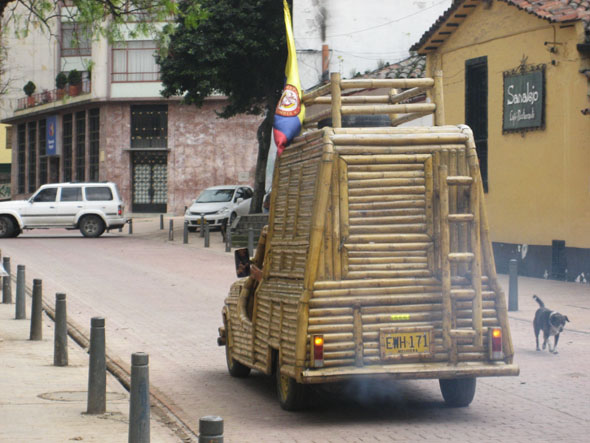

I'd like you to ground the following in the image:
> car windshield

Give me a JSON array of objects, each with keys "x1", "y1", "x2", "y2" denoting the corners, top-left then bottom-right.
[{"x1": 196, "y1": 189, "x2": 234, "y2": 203}]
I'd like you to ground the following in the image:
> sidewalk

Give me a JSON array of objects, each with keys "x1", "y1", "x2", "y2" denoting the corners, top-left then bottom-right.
[{"x1": 0, "y1": 302, "x2": 180, "y2": 443}]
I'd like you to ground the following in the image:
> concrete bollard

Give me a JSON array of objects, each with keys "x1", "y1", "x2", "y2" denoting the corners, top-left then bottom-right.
[
  {"x1": 128, "y1": 219, "x2": 133, "y2": 235},
  {"x1": 129, "y1": 352, "x2": 150, "y2": 443},
  {"x1": 30, "y1": 279, "x2": 43, "y2": 341},
  {"x1": 225, "y1": 232, "x2": 231, "y2": 253},
  {"x1": 198, "y1": 416, "x2": 223, "y2": 443},
  {"x1": 247, "y1": 227, "x2": 254, "y2": 258},
  {"x1": 15, "y1": 265, "x2": 26, "y2": 319},
  {"x1": 2, "y1": 256, "x2": 11, "y2": 304},
  {"x1": 508, "y1": 259, "x2": 518, "y2": 311},
  {"x1": 183, "y1": 221, "x2": 189, "y2": 244},
  {"x1": 87, "y1": 317, "x2": 106, "y2": 414},
  {"x1": 54, "y1": 293, "x2": 68, "y2": 367},
  {"x1": 168, "y1": 220, "x2": 174, "y2": 241},
  {"x1": 200, "y1": 215, "x2": 205, "y2": 238},
  {"x1": 204, "y1": 223, "x2": 210, "y2": 248},
  {"x1": 160, "y1": 214, "x2": 164, "y2": 230}
]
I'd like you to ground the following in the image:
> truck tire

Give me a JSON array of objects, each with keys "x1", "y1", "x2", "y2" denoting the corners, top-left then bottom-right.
[
  {"x1": 79, "y1": 215, "x2": 105, "y2": 238},
  {"x1": 225, "y1": 324, "x2": 251, "y2": 378},
  {"x1": 275, "y1": 358, "x2": 308, "y2": 411},
  {"x1": 439, "y1": 377, "x2": 476, "y2": 407},
  {"x1": 0, "y1": 216, "x2": 15, "y2": 238}
]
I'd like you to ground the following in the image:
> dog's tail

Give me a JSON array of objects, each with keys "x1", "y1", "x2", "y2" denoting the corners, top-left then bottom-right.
[{"x1": 533, "y1": 294, "x2": 545, "y2": 307}]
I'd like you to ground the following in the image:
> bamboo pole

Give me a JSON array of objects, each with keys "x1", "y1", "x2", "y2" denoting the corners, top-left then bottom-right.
[
  {"x1": 439, "y1": 164, "x2": 454, "y2": 361},
  {"x1": 424, "y1": 156, "x2": 435, "y2": 273},
  {"x1": 296, "y1": 132, "x2": 335, "y2": 369},
  {"x1": 341, "y1": 78, "x2": 435, "y2": 89},
  {"x1": 389, "y1": 112, "x2": 431, "y2": 127},
  {"x1": 449, "y1": 149, "x2": 458, "y2": 277},
  {"x1": 457, "y1": 147, "x2": 468, "y2": 275},
  {"x1": 302, "y1": 82, "x2": 332, "y2": 104},
  {"x1": 333, "y1": 126, "x2": 463, "y2": 135},
  {"x1": 342, "y1": 153, "x2": 432, "y2": 163},
  {"x1": 303, "y1": 108, "x2": 332, "y2": 126},
  {"x1": 332, "y1": 133, "x2": 469, "y2": 146},
  {"x1": 330, "y1": 72, "x2": 342, "y2": 128},
  {"x1": 341, "y1": 103, "x2": 435, "y2": 115},
  {"x1": 335, "y1": 144, "x2": 466, "y2": 155},
  {"x1": 433, "y1": 70, "x2": 445, "y2": 125},
  {"x1": 353, "y1": 305, "x2": 364, "y2": 367},
  {"x1": 332, "y1": 156, "x2": 342, "y2": 280},
  {"x1": 468, "y1": 145, "x2": 483, "y2": 349},
  {"x1": 390, "y1": 86, "x2": 429, "y2": 104}
]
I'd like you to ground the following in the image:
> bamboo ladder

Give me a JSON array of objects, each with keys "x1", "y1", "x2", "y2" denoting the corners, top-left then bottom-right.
[{"x1": 438, "y1": 146, "x2": 484, "y2": 363}]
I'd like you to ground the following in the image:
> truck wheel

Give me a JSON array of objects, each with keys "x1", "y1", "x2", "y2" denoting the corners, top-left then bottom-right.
[
  {"x1": 275, "y1": 359, "x2": 308, "y2": 411},
  {"x1": 0, "y1": 216, "x2": 15, "y2": 238},
  {"x1": 79, "y1": 215, "x2": 105, "y2": 238},
  {"x1": 439, "y1": 378, "x2": 476, "y2": 407},
  {"x1": 225, "y1": 326, "x2": 251, "y2": 378}
]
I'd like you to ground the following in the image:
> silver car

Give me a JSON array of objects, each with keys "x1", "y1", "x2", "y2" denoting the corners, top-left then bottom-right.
[{"x1": 184, "y1": 185, "x2": 253, "y2": 232}]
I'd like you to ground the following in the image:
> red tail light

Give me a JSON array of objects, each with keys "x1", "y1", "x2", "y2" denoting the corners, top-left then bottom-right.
[
  {"x1": 118, "y1": 205, "x2": 122, "y2": 216},
  {"x1": 312, "y1": 335, "x2": 324, "y2": 368},
  {"x1": 489, "y1": 327, "x2": 503, "y2": 360}
]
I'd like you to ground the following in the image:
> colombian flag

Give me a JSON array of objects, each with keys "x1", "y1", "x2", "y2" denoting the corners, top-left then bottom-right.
[{"x1": 273, "y1": 0, "x2": 305, "y2": 157}]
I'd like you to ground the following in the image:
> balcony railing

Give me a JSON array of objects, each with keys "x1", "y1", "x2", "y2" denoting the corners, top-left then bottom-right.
[{"x1": 16, "y1": 79, "x2": 92, "y2": 110}]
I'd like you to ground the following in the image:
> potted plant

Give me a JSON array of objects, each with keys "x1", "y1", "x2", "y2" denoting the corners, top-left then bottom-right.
[
  {"x1": 67, "y1": 69, "x2": 82, "y2": 96},
  {"x1": 23, "y1": 81, "x2": 36, "y2": 106},
  {"x1": 55, "y1": 72, "x2": 67, "y2": 99}
]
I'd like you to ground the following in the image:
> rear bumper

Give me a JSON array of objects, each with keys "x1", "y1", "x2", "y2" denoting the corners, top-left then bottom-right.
[
  {"x1": 106, "y1": 217, "x2": 129, "y2": 229},
  {"x1": 301, "y1": 362, "x2": 519, "y2": 384}
]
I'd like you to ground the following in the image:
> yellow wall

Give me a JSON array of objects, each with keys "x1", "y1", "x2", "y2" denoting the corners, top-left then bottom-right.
[
  {"x1": 427, "y1": 1, "x2": 590, "y2": 249},
  {"x1": 0, "y1": 124, "x2": 11, "y2": 164}
]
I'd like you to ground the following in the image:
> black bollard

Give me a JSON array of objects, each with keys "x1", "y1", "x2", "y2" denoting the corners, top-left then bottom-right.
[
  {"x1": 168, "y1": 219, "x2": 174, "y2": 241},
  {"x1": 204, "y1": 223, "x2": 210, "y2": 248},
  {"x1": 54, "y1": 293, "x2": 68, "y2": 366},
  {"x1": 15, "y1": 265, "x2": 26, "y2": 319},
  {"x1": 200, "y1": 215, "x2": 205, "y2": 238},
  {"x1": 508, "y1": 259, "x2": 518, "y2": 311},
  {"x1": 119, "y1": 226, "x2": 123, "y2": 233},
  {"x1": 30, "y1": 279, "x2": 43, "y2": 340},
  {"x1": 2, "y1": 257, "x2": 11, "y2": 304},
  {"x1": 199, "y1": 416, "x2": 223, "y2": 443},
  {"x1": 87, "y1": 317, "x2": 106, "y2": 414},
  {"x1": 128, "y1": 219, "x2": 133, "y2": 235},
  {"x1": 160, "y1": 213, "x2": 164, "y2": 230},
  {"x1": 225, "y1": 232, "x2": 231, "y2": 253},
  {"x1": 183, "y1": 221, "x2": 189, "y2": 244},
  {"x1": 129, "y1": 352, "x2": 150, "y2": 443},
  {"x1": 247, "y1": 227, "x2": 254, "y2": 258}
]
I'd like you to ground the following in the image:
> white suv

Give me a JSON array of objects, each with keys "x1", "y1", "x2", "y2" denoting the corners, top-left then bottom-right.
[
  {"x1": 184, "y1": 185, "x2": 253, "y2": 231},
  {"x1": 0, "y1": 182, "x2": 128, "y2": 238}
]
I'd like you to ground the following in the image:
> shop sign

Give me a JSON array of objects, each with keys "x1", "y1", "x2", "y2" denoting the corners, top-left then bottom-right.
[{"x1": 502, "y1": 66, "x2": 545, "y2": 133}]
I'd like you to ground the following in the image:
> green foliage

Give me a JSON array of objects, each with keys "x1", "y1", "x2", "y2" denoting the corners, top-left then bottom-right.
[
  {"x1": 55, "y1": 72, "x2": 67, "y2": 89},
  {"x1": 158, "y1": 0, "x2": 287, "y2": 119},
  {"x1": 67, "y1": 69, "x2": 82, "y2": 85},
  {"x1": 1, "y1": 1, "x2": 185, "y2": 44},
  {"x1": 23, "y1": 80, "x2": 36, "y2": 96}
]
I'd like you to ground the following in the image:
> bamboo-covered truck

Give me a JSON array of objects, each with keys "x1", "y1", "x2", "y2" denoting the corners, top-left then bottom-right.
[{"x1": 218, "y1": 72, "x2": 519, "y2": 411}]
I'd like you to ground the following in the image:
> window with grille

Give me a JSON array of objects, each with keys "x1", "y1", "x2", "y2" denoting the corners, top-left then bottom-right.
[
  {"x1": 130, "y1": 105, "x2": 168, "y2": 148},
  {"x1": 27, "y1": 122, "x2": 37, "y2": 192},
  {"x1": 76, "y1": 112, "x2": 86, "y2": 181},
  {"x1": 39, "y1": 119, "x2": 47, "y2": 185},
  {"x1": 89, "y1": 108, "x2": 100, "y2": 181},
  {"x1": 61, "y1": 22, "x2": 91, "y2": 57},
  {"x1": 112, "y1": 41, "x2": 159, "y2": 82},
  {"x1": 17, "y1": 124, "x2": 25, "y2": 193},
  {"x1": 63, "y1": 114, "x2": 73, "y2": 182}
]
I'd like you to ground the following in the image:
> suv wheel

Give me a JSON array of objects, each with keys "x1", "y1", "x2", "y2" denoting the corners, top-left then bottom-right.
[
  {"x1": 79, "y1": 215, "x2": 105, "y2": 238},
  {"x1": 0, "y1": 216, "x2": 15, "y2": 238}
]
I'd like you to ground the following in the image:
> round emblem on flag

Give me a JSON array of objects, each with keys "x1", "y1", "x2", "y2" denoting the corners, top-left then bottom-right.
[{"x1": 276, "y1": 84, "x2": 301, "y2": 117}]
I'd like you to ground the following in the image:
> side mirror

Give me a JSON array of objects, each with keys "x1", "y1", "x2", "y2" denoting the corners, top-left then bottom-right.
[
  {"x1": 235, "y1": 197, "x2": 244, "y2": 204},
  {"x1": 234, "y1": 248, "x2": 250, "y2": 278}
]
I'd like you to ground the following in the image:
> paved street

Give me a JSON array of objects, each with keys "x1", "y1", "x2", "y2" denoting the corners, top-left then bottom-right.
[{"x1": 1, "y1": 217, "x2": 589, "y2": 442}]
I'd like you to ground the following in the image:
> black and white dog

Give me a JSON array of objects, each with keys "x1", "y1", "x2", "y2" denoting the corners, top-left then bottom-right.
[{"x1": 533, "y1": 295, "x2": 569, "y2": 354}]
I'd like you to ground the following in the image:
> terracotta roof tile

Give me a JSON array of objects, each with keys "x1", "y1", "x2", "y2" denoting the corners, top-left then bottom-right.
[
  {"x1": 359, "y1": 54, "x2": 426, "y2": 79},
  {"x1": 412, "y1": 0, "x2": 590, "y2": 53}
]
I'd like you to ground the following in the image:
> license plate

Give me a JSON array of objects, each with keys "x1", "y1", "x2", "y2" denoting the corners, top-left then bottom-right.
[{"x1": 380, "y1": 327, "x2": 433, "y2": 359}]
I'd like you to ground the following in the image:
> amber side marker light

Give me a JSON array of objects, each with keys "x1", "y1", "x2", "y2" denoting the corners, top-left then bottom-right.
[
  {"x1": 489, "y1": 327, "x2": 503, "y2": 360},
  {"x1": 312, "y1": 335, "x2": 324, "y2": 368}
]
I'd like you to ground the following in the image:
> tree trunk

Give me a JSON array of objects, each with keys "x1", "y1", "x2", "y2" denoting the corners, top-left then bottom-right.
[{"x1": 250, "y1": 106, "x2": 274, "y2": 213}]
